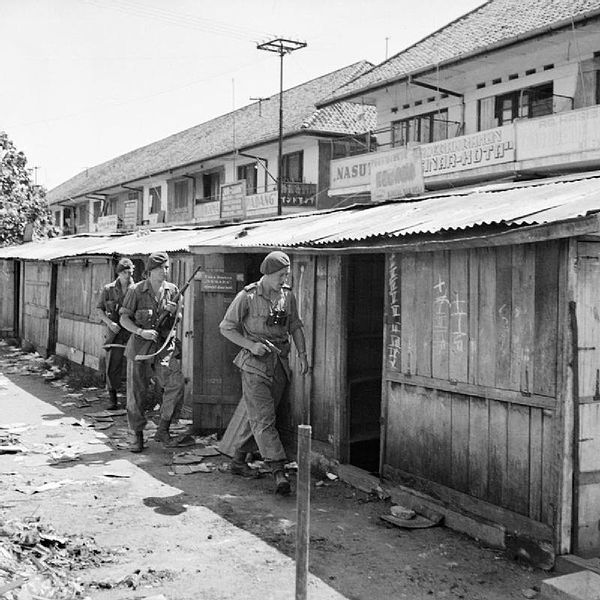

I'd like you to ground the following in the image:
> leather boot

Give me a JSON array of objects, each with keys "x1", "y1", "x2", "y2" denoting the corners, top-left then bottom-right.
[
  {"x1": 270, "y1": 461, "x2": 291, "y2": 495},
  {"x1": 154, "y1": 419, "x2": 171, "y2": 444},
  {"x1": 107, "y1": 389, "x2": 119, "y2": 410},
  {"x1": 230, "y1": 450, "x2": 260, "y2": 478},
  {"x1": 129, "y1": 431, "x2": 144, "y2": 453}
]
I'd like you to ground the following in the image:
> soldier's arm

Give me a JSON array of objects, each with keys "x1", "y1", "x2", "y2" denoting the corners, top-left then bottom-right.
[
  {"x1": 96, "y1": 288, "x2": 120, "y2": 332},
  {"x1": 219, "y1": 290, "x2": 268, "y2": 356}
]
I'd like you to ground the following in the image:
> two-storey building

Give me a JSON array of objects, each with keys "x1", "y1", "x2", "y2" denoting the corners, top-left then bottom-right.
[
  {"x1": 321, "y1": 0, "x2": 600, "y2": 198},
  {"x1": 47, "y1": 62, "x2": 375, "y2": 233}
]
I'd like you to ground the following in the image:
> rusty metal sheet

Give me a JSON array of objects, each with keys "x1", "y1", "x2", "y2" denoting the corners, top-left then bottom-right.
[{"x1": 3, "y1": 172, "x2": 600, "y2": 259}]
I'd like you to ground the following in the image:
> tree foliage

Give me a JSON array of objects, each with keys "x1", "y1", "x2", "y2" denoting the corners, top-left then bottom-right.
[{"x1": 0, "y1": 132, "x2": 58, "y2": 247}]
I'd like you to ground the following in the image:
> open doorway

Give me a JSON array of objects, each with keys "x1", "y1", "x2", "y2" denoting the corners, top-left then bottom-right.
[{"x1": 346, "y1": 254, "x2": 385, "y2": 473}]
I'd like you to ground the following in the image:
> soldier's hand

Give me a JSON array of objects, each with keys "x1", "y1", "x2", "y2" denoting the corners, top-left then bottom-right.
[
  {"x1": 140, "y1": 328, "x2": 159, "y2": 342},
  {"x1": 249, "y1": 341, "x2": 269, "y2": 356},
  {"x1": 109, "y1": 322, "x2": 120, "y2": 334},
  {"x1": 165, "y1": 301, "x2": 178, "y2": 315},
  {"x1": 298, "y1": 353, "x2": 309, "y2": 375}
]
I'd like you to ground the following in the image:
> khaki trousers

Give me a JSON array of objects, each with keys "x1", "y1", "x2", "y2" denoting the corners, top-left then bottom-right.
[
  {"x1": 126, "y1": 354, "x2": 185, "y2": 433},
  {"x1": 229, "y1": 359, "x2": 288, "y2": 462}
]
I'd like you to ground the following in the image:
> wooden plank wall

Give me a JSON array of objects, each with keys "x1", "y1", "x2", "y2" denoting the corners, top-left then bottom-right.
[
  {"x1": 21, "y1": 261, "x2": 52, "y2": 355},
  {"x1": 56, "y1": 258, "x2": 112, "y2": 370},
  {"x1": 0, "y1": 259, "x2": 15, "y2": 335},
  {"x1": 574, "y1": 241, "x2": 600, "y2": 554},
  {"x1": 169, "y1": 254, "x2": 194, "y2": 414},
  {"x1": 383, "y1": 242, "x2": 564, "y2": 530},
  {"x1": 283, "y1": 254, "x2": 344, "y2": 456}
]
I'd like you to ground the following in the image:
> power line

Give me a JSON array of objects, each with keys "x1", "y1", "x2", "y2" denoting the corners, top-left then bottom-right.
[
  {"x1": 5, "y1": 54, "x2": 272, "y2": 130},
  {"x1": 84, "y1": 0, "x2": 270, "y2": 42}
]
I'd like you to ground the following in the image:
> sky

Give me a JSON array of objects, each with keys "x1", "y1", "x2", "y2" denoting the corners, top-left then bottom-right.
[{"x1": 1, "y1": 0, "x2": 485, "y2": 191}]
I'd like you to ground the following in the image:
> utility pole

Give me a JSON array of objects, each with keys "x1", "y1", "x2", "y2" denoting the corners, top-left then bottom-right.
[{"x1": 257, "y1": 37, "x2": 306, "y2": 215}]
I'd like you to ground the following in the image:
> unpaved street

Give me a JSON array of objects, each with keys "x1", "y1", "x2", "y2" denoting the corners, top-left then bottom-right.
[{"x1": 0, "y1": 342, "x2": 547, "y2": 599}]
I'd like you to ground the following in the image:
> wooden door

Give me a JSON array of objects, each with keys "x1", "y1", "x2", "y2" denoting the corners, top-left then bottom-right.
[
  {"x1": 192, "y1": 253, "x2": 256, "y2": 433},
  {"x1": 0, "y1": 259, "x2": 16, "y2": 336},
  {"x1": 21, "y1": 261, "x2": 55, "y2": 356},
  {"x1": 575, "y1": 241, "x2": 600, "y2": 555}
]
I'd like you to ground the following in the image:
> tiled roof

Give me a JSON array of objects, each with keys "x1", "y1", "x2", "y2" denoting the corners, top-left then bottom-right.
[
  {"x1": 322, "y1": 0, "x2": 600, "y2": 103},
  {"x1": 47, "y1": 61, "x2": 373, "y2": 205}
]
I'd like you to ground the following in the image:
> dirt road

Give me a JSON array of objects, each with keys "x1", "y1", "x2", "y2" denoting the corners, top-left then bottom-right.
[{"x1": 0, "y1": 343, "x2": 546, "y2": 599}]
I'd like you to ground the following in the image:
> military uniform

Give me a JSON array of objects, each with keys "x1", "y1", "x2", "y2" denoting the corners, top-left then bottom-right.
[
  {"x1": 220, "y1": 280, "x2": 303, "y2": 464},
  {"x1": 121, "y1": 279, "x2": 185, "y2": 434},
  {"x1": 96, "y1": 278, "x2": 134, "y2": 394}
]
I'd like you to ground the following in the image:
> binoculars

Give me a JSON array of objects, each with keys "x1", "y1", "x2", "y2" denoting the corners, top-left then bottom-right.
[{"x1": 266, "y1": 310, "x2": 288, "y2": 326}]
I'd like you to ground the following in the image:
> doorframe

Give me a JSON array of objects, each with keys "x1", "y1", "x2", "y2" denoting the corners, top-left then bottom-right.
[
  {"x1": 12, "y1": 259, "x2": 21, "y2": 338},
  {"x1": 47, "y1": 262, "x2": 58, "y2": 355}
]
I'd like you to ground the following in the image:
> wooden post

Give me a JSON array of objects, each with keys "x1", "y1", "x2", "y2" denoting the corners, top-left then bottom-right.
[{"x1": 295, "y1": 424, "x2": 311, "y2": 600}]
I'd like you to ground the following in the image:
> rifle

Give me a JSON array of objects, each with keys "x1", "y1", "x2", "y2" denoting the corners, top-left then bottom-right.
[{"x1": 134, "y1": 265, "x2": 202, "y2": 361}]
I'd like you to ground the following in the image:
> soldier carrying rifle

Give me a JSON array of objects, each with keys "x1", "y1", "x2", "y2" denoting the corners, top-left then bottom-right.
[
  {"x1": 119, "y1": 251, "x2": 192, "y2": 453},
  {"x1": 95, "y1": 257, "x2": 135, "y2": 410}
]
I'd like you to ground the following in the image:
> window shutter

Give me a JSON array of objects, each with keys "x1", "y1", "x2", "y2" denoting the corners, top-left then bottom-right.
[{"x1": 478, "y1": 96, "x2": 496, "y2": 131}]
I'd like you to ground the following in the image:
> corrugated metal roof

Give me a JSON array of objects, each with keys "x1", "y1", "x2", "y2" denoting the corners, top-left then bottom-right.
[
  {"x1": 3, "y1": 172, "x2": 600, "y2": 260},
  {"x1": 0, "y1": 234, "x2": 119, "y2": 261}
]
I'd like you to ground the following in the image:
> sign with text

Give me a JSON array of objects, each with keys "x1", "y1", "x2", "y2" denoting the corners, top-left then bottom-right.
[
  {"x1": 370, "y1": 146, "x2": 424, "y2": 202},
  {"x1": 96, "y1": 215, "x2": 118, "y2": 232},
  {"x1": 245, "y1": 190, "x2": 277, "y2": 218},
  {"x1": 220, "y1": 180, "x2": 246, "y2": 220},
  {"x1": 122, "y1": 200, "x2": 138, "y2": 230},
  {"x1": 421, "y1": 125, "x2": 515, "y2": 176},
  {"x1": 516, "y1": 105, "x2": 600, "y2": 161},
  {"x1": 195, "y1": 271, "x2": 238, "y2": 293},
  {"x1": 194, "y1": 200, "x2": 220, "y2": 223},
  {"x1": 329, "y1": 154, "x2": 372, "y2": 195}
]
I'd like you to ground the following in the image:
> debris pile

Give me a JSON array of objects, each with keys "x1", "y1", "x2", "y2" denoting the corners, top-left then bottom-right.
[
  {"x1": 88, "y1": 567, "x2": 176, "y2": 591},
  {"x1": 0, "y1": 424, "x2": 27, "y2": 455},
  {"x1": 0, "y1": 516, "x2": 113, "y2": 599},
  {"x1": 170, "y1": 444, "x2": 220, "y2": 475},
  {"x1": 0, "y1": 346, "x2": 66, "y2": 381}
]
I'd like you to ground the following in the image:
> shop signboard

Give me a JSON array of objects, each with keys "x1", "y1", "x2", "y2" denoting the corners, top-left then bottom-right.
[
  {"x1": 96, "y1": 215, "x2": 118, "y2": 232},
  {"x1": 122, "y1": 200, "x2": 138, "y2": 230},
  {"x1": 329, "y1": 154, "x2": 372, "y2": 196},
  {"x1": 195, "y1": 271, "x2": 239, "y2": 293},
  {"x1": 245, "y1": 190, "x2": 277, "y2": 218},
  {"x1": 220, "y1": 180, "x2": 246, "y2": 220},
  {"x1": 370, "y1": 146, "x2": 424, "y2": 202},
  {"x1": 194, "y1": 201, "x2": 220, "y2": 224},
  {"x1": 421, "y1": 125, "x2": 515, "y2": 176},
  {"x1": 516, "y1": 105, "x2": 600, "y2": 161}
]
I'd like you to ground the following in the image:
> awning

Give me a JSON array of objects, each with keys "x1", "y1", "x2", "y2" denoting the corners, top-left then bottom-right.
[{"x1": 2, "y1": 170, "x2": 600, "y2": 261}]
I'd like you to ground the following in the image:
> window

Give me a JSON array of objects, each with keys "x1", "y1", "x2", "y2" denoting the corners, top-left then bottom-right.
[
  {"x1": 149, "y1": 186, "x2": 162, "y2": 213},
  {"x1": 237, "y1": 163, "x2": 258, "y2": 194},
  {"x1": 54, "y1": 211, "x2": 61, "y2": 226},
  {"x1": 391, "y1": 109, "x2": 449, "y2": 147},
  {"x1": 494, "y1": 83, "x2": 553, "y2": 125},
  {"x1": 201, "y1": 171, "x2": 221, "y2": 202},
  {"x1": 77, "y1": 204, "x2": 87, "y2": 227},
  {"x1": 173, "y1": 180, "x2": 189, "y2": 210},
  {"x1": 281, "y1": 151, "x2": 303, "y2": 182},
  {"x1": 92, "y1": 201, "x2": 102, "y2": 223},
  {"x1": 106, "y1": 196, "x2": 118, "y2": 215}
]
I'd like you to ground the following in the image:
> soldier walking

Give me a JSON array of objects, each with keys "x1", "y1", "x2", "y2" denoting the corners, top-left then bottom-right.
[{"x1": 96, "y1": 257, "x2": 135, "y2": 410}]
